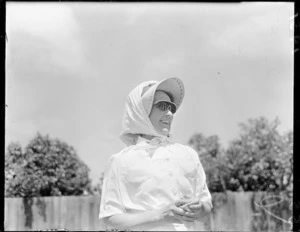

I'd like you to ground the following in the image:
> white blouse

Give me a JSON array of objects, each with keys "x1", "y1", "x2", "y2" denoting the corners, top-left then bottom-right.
[{"x1": 99, "y1": 136, "x2": 212, "y2": 231}]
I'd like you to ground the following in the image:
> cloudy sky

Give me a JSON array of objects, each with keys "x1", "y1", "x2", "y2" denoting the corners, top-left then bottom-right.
[{"x1": 6, "y1": 2, "x2": 294, "y2": 183}]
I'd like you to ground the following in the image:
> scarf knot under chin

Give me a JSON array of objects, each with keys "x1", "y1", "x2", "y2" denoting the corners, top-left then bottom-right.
[{"x1": 147, "y1": 136, "x2": 173, "y2": 146}]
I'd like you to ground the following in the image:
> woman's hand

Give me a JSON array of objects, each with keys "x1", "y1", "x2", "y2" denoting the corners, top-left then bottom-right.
[
  {"x1": 105, "y1": 201, "x2": 200, "y2": 230},
  {"x1": 174, "y1": 198, "x2": 212, "y2": 221},
  {"x1": 170, "y1": 204, "x2": 197, "y2": 222},
  {"x1": 155, "y1": 203, "x2": 197, "y2": 222},
  {"x1": 105, "y1": 200, "x2": 212, "y2": 230}
]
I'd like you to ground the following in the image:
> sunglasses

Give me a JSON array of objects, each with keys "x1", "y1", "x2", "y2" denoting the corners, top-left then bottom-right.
[{"x1": 154, "y1": 101, "x2": 177, "y2": 114}]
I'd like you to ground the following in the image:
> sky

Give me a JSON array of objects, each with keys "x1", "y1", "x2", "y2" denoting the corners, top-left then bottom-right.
[{"x1": 5, "y1": 2, "x2": 294, "y2": 184}]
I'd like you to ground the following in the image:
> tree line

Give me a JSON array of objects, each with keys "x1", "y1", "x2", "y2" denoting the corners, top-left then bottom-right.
[
  {"x1": 188, "y1": 116, "x2": 292, "y2": 193},
  {"x1": 5, "y1": 116, "x2": 293, "y2": 197}
]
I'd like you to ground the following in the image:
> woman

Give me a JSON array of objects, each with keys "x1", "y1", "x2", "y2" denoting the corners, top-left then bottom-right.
[{"x1": 99, "y1": 77, "x2": 212, "y2": 231}]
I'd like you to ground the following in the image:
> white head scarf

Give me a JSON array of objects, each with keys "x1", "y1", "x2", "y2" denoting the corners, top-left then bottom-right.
[{"x1": 120, "y1": 80, "x2": 170, "y2": 146}]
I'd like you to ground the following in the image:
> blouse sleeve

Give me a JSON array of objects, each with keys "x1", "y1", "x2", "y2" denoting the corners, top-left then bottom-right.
[
  {"x1": 198, "y1": 182, "x2": 213, "y2": 209},
  {"x1": 191, "y1": 148, "x2": 213, "y2": 209},
  {"x1": 99, "y1": 154, "x2": 126, "y2": 219}
]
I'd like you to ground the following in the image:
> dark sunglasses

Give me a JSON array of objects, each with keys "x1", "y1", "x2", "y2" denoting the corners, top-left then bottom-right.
[{"x1": 154, "y1": 101, "x2": 177, "y2": 114}]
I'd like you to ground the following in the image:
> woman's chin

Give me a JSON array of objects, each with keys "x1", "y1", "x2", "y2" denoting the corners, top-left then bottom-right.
[{"x1": 159, "y1": 128, "x2": 170, "y2": 136}]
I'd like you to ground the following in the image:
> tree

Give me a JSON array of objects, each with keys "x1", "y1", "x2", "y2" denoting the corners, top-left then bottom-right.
[
  {"x1": 5, "y1": 142, "x2": 24, "y2": 193},
  {"x1": 90, "y1": 172, "x2": 105, "y2": 196},
  {"x1": 188, "y1": 133, "x2": 227, "y2": 192},
  {"x1": 5, "y1": 133, "x2": 92, "y2": 197},
  {"x1": 188, "y1": 116, "x2": 293, "y2": 193},
  {"x1": 224, "y1": 117, "x2": 293, "y2": 192}
]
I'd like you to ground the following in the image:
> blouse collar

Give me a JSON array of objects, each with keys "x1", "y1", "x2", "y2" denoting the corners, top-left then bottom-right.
[{"x1": 137, "y1": 135, "x2": 173, "y2": 146}]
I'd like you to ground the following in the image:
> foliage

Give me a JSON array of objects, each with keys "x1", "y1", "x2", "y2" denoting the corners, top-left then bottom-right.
[
  {"x1": 225, "y1": 117, "x2": 293, "y2": 192},
  {"x1": 5, "y1": 133, "x2": 92, "y2": 197},
  {"x1": 189, "y1": 116, "x2": 293, "y2": 192},
  {"x1": 188, "y1": 133, "x2": 227, "y2": 192},
  {"x1": 89, "y1": 172, "x2": 105, "y2": 196}
]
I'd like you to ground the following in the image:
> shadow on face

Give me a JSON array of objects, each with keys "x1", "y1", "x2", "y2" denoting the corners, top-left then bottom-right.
[{"x1": 149, "y1": 91, "x2": 175, "y2": 136}]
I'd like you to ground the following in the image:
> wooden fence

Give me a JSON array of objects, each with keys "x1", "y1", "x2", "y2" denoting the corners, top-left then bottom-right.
[{"x1": 4, "y1": 191, "x2": 292, "y2": 231}]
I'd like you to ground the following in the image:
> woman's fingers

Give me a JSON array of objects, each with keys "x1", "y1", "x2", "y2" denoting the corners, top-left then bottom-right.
[
  {"x1": 171, "y1": 205, "x2": 197, "y2": 222},
  {"x1": 173, "y1": 212, "x2": 195, "y2": 222},
  {"x1": 176, "y1": 198, "x2": 200, "y2": 213},
  {"x1": 171, "y1": 205, "x2": 186, "y2": 216},
  {"x1": 175, "y1": 199, "x2": 190, "y2": 207},
  {"x1": 177, "y1": 198, "x2": 199, "y2": 207},
  {"x1": 182, "y1": 215, "x2": 195, "y2": 222},
  {"x1": 184, "y1": 211, "x2": 196, "y2": 218},
  {"x1": 188, "y1": 202, "x2": 203, "y2": 210}
]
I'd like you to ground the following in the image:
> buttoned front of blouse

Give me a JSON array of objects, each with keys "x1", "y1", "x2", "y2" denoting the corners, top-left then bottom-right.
[{"x1": 99, "y1": 137, "x2": 212, "y2": 231}]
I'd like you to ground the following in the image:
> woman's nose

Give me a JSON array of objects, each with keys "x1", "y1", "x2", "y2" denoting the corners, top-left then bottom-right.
[{"x1": 166, "y1": 108, "x2": 173, "y2": 116}]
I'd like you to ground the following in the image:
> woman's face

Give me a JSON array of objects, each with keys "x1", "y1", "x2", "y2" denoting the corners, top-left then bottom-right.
[{"x1": 149, "y1": 92, "x2": 174, "y2": 136}]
